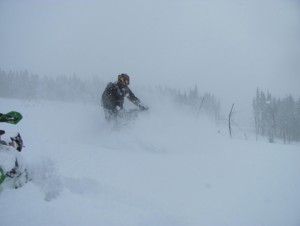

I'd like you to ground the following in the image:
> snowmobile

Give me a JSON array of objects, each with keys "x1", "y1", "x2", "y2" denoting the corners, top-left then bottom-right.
[
  {"x1": 109, "y1": 106, "x2": 148, "y2": 128},
  {"x1": 119, "y1": 107, "x2": 148, "y2": 120},
  {"x1": 0, "y1": 112, "x2": 30, "y2": 190}
]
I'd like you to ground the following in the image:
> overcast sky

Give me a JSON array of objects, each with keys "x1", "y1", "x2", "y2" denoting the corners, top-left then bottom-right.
[{"x1": 1, "y1": 0, "x2": 300, "y2": 107}]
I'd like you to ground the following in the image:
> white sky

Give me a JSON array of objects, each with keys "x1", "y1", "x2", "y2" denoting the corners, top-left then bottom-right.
[{"x1": 0, "y1": 0, "x2": 300, "y2": 107}]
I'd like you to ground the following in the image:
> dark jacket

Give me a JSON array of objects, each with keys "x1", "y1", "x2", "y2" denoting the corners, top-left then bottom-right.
[{"x1": 101, "y1": 82, "x2": 141, "y2": 111}]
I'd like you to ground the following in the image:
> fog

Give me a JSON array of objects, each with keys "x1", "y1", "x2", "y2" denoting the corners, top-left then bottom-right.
[{"x1": 1, "y1": 0, "x2": 300, "y2": 107}]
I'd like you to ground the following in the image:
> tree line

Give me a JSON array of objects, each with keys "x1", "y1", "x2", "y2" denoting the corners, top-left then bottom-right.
[
  {"x1": 3, "y1": 69, "x2": 298, "y2": 143},
  {"x1": 155, "y1": 85, "x2": 221, "y2": 121},
  {"x1": 253, "y1": 88, "x2": 300, "y2": 143},
  {"x1": 0, "y1": 69, "x2": 221, "y2": 120},
  {"x1": 0, "y1": 69, "x2": 104, "y2": 103}
]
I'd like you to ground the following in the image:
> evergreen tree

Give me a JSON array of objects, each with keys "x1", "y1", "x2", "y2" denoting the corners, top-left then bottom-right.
[{"x1": 253, "y1": 88, "x2": 299, "y2": 143}]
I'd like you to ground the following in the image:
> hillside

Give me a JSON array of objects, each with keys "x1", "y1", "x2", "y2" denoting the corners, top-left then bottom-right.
[{"x1": 0, "y1": 97, "x2": 300, "y2": 226}]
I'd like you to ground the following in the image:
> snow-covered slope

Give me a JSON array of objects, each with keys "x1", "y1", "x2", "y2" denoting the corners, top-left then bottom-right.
[{"x1": 0, "y1": 97, "x2": 299, "y2": 226}]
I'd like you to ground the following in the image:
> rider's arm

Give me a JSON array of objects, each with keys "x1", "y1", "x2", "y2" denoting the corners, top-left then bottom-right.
[{"x1": 127, "y1": 88, "x2": 142, "y2": 107}]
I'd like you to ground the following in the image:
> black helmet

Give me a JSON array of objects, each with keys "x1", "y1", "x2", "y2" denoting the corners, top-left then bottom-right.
[{"x1": 118, "y1": 73, "x2": 130, "y2": 86}]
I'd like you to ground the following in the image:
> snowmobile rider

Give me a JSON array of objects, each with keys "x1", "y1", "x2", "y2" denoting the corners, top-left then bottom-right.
[{"x1": 101, "y1": 73, "x2": 148, "y2": 120}]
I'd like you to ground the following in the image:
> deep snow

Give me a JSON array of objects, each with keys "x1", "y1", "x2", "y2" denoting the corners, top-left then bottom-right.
[{"x1": 0, "y1": 97, "x2": 300, "y2": 226}]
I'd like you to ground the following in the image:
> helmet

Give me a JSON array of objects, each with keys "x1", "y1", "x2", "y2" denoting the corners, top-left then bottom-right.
[{"x1": 118, "y1": 73, "x2": 130, "y2": 86}]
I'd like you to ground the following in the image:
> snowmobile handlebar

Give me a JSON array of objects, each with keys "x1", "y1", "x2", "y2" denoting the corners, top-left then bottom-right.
[{"x1": 127, "y1": 106, "x2": 148, "y2": 113}]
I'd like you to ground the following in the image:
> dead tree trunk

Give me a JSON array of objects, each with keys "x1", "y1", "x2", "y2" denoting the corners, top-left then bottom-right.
[
  {"x1": 229, "y1": 104, "x2": 234, "y2": 138},
  {"x1": 196, "y1": 96, "x2": 206, "y2": 117}
]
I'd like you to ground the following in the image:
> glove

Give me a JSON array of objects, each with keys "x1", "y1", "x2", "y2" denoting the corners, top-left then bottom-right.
[{"x1": 139, "y1": 105, "x2": 148, "y2": 111}]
